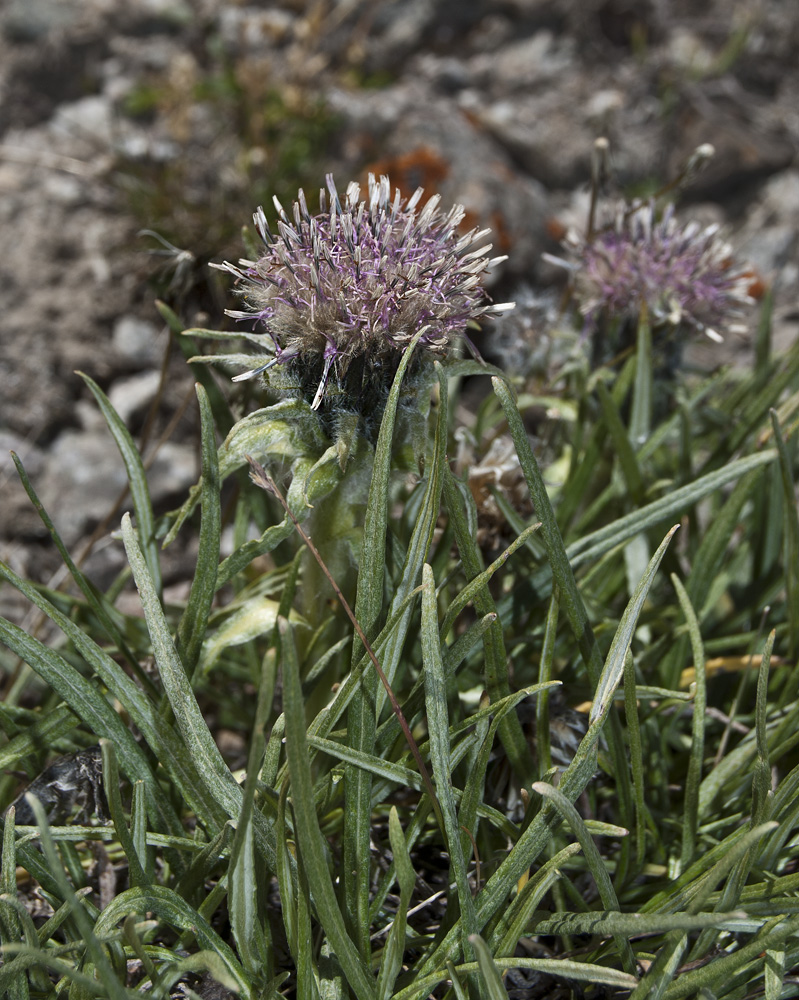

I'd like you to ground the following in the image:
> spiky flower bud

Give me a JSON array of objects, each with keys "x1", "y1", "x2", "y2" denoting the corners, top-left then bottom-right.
[
  {"x1": 215, "y1": 174, "x2": 511, "y2": 430},
  {"x1": 551, "y1": 202, "x2": 754, "y2": 344}
]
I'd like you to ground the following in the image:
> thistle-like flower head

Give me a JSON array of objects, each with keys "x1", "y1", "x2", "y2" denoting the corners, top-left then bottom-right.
[
  {"x1": 216, "y1": 174, "x2": 511, "y2": 422},
  {"x1": 557, "y1": 202, "x2": 753, "y2": 343}
]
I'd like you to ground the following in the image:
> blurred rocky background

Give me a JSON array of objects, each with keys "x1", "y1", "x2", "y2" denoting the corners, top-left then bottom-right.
[{"x1": 1, "y1": 0, "x2": 798, "y2": 622}]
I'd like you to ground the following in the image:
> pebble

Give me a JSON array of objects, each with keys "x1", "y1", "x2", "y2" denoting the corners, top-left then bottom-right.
[
  {"x1": 108, "y1": 369, "x2": 163, "y2": 425},
  {"x1": 112, "y1": 315, "x2": 164, "y2": 366}
]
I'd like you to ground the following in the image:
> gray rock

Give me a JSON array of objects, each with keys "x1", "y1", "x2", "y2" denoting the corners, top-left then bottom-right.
[
  {"x1": 148, "y1": 440, "x2": 198, "y2": 503},
  {"x1": 50, "y1": 95, "x2": 115, "y2": 147},
  {"x1": 468, "y1": 30, "x2": 575, "y2": 92},
  {"x1": 328, "y1": 79, "x2": 551, "y2": 279},
  {"x1": 108, "y1": 369, "x2": 162, "y2": 425},
  {"x1": 112, "y1": 315, "x2": 163, "y2": 366},
  {"x1": 39, "y1": 430, "x2": 131, "y2": 544},
  {"x1": 0, "y1": 0, "x2": 84, "y2": 43},
  {"x1": 38, "y1": 429, "x2": 196, "y2": 546},
  {"x1": 218, "y1": 7, "x2": 295, "y2": 50},
  {"x1": 0, "y1": 432, "x2": 46, "y2": 479}
]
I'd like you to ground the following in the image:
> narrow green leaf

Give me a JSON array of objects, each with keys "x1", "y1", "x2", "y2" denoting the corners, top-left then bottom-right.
[
  {"x1": 671, "y1": 575, "x2": 707, "y2": 873},
  {"x1": 770, "y1": 409, "x2": 799, "y2": 659},
  {"x1": 0, "y1": 705, "x2": 78, "y2": 771},
  {"x1": 217, "y1": 518, "x2": 294, "y2": 588},
  {"x1": 229, "y1": 644, "x2": 275, "y2": 982},
  {"x1": 494, "y1": 370, "x2": 609, "y2": 684},
  {"x1": 376, "y1": 361, "x2": 450, "y2": 710},
  {"x1": 630, "y1": 305, "x2": 653, "y2": 446},
  {"x1": 92, "y1": 884, "x2": 254, "y2": 997},
  {"x1": 443, "y1": 466, "x2": 535, "y2": 782},
  {"x1": 439, "y1": 521, "x2": 541, "y2": 640},
  {"x1": 412, "y1": 526, "x2": 678, "y2": 982},
  {"x1": 343, "y1": 328, "x2": 430, "y2": 959},
  {"x1": 446, "y1": 961, "x2": 469, "y2": 1000},
  {"x1": 491, "y1": 844, "x2": 582, "y2": 957},
  {"x1": 1, "y1": 806, "x2": 16, "y2": 896},
  {"x1": 421, "y1": 563, "x2": 478, "y2": 959},
  {"x1": 708, "y1": 325, "x2": 799, "y2": 465},
  {"x1": 477, "y1": 526, "x2": 677, "y2": 931},
  {"x1": 662, "y1": 912, "x2": 799, "y2": 1000},
  {"x1": 624, "y1": 652, "x2": 646, "y2": 871},
  {"x1": 0, "y1": 950, "x2": 113, "y2": 997},
  {"x1": 689, "y1": 632, "x2": 776, "y2": 964},
  {"x1": 533, "y1": 910, "x2": 748, "y2": 937},
  {"x1": 346, "y1": 370, "x2": 453, "y2": 928},
  {"x1": 276, "y1": 780, "x2": 298, "y2": 961},
  {"x1": 0, "y1": 613, "x2": 172, "y2": 832},
  {"x1": 121, "y1": 513, "x2": 276, "y2": 868},
  {"x1": 764, "y1": 947, "x2": 785, "y2": 1000},
  {"x1": 596, "y1": 380, "x2": 644, "y2": 501},
  {"x1": 352, "y1": 331, "x2": 432, "y2": 648},
  {"x1": 755, "y1": 288, "x2": 773, "y2": 374},
  {"x1": 564, "y1": 450, "x2": 776, "y2": 571},
  {"x1": 632, "y1": 823, "x2": 778, "y2": 1000},
  {"x1": 176, "y1": 384, "x2": 221, "y2": 676},
  {"x1": 79, "y1": 371, "x2": 162, "y2": 596},
  {"x1": 280, "y1": 618, "x2": 376, "y2": 1000},
  {"x1": 376, "y1": 808, "x2": 415, "y2": 1000},
  {"x1": 295, "y1": 853, "x2": 321, "y2": 1000},
  {"x1": 10, "y1": 452, "x2": 146, "y2": 684},
  {"x1": 26, "y1": 795, "x2": 127, "y2": 1000},
  {"x1": 100, "y1": 740, "x2": 148, "y2": 887},
  {"x1": 536, "y1": 586, "x2": 560, "y2": 776},
  {"x1": 130, "y1": 781, "x2": 152, "y2": 883},
  {"x1": 0, "y1": 808, "x2": 30, "y2": 1000},
  {"x1": 662, "y1": 465, "x2": 769, "y2": 689},
  {"x1": 0, "y1": 560, "x2": 209, "y2": 844},
  {"x1": 392, "y1": 957, "x2": 637, "y2": 1000},
  {"x1": 470, "y1": 934, "x2": 511, "y2": 1000},
  {"x1": 532, "y1": 782, "x2": 637, "y2": 975},
  {"x1": 174, "y1": 826, "x2": 234, "y2": 909}
]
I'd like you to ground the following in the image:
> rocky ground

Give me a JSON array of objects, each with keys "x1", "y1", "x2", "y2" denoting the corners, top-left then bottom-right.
[{"x1": 1, "y1": 0, "x2": 798, "y2": 627}]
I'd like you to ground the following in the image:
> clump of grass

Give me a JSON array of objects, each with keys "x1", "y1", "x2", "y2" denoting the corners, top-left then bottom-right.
[{"x1": 2, "y1": 162, "x2": 799, "y2": 1000}]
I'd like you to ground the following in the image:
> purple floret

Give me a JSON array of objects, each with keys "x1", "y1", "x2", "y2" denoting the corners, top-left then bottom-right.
[
  {"x1": 561, "y1": 203, "x2": 753, "y2": 342},
  {"x1": 216, "y1": 174, "x2": 512, "y2": 411}
]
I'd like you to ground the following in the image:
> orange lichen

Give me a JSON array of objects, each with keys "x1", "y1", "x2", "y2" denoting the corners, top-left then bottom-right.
[{"x1": 364, "y1": 147, "x2": 450, "y2": 201}]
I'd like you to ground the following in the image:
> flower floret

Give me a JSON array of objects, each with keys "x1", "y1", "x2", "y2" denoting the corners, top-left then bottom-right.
[
  {"x1": 558, "y1": 203, "x2": 753, "y2": 342},
  {"x1": 215, "y1": 174, "x2": 510, "y2": 412}
]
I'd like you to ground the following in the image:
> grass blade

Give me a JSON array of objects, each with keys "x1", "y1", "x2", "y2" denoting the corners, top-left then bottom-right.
[
  {"x1": 470, "y1": 934, "x2": 511, "y2": 1000},
  {"x1": 531, "y1": 781, "x2": 636, "y2": 975},
  {"x1": 443, "y1": 466, "x2": 535, "y2": 781},
  {"x1": 413, "y1": 526, "x2": 677, "y2": 980},
  {"x1": 176, "y1": 383, "x2": 221, "y2": 676},
  {"x1": 421, "y1": 563, "x2": 478, "y2": 960},
  {"x1": 280, "y1": 617, "x2": 376, "y2": 1000},
  {"x1": 671, "y1": 575, "x2": 708, "y2": 874},
  {"x1": 344, "y1": 327, "x2": 430, "y2": 957},
  {"x1": 93, "y1": 883, "x2": 253, "y2": 997},
  {"x1": 376, "y1": 808, "x2": 415, "y2": 1000},
  {"x1": 121, "y1": 513, "x2": 276, "y2": 867},
  {"x1": 79, "y1": 371, "x2": 162, "y2": 597},
  {"x1": 100, "y1": 739, "x2": 148, "y2": 888},
  {"x1": 27, "y1": 795, "x2": 127, "y2": 1000}
]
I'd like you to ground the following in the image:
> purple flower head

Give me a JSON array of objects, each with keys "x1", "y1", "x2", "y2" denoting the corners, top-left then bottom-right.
[
  {"x1": 556, "y1": 202, "x2": 753, "y2": 343},
  {"x1": 216, "y1": 174, "x2": 512, "y2": 419}
]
